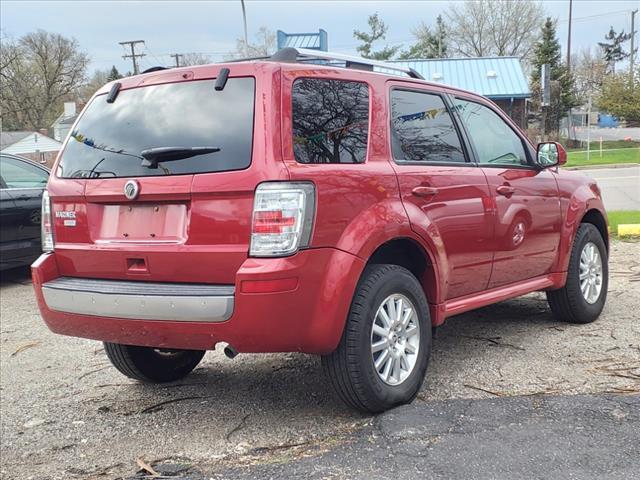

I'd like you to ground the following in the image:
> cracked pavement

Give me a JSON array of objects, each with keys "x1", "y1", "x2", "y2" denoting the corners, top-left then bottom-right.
[{"x1": 1, "y1": 240, "x2": 639, "y2": 479}]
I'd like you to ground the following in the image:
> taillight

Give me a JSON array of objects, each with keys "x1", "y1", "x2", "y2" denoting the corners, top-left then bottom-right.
[
  {"x1": 250, "y1": 182, "x2": 315, "y2": 257},
  {"x1": 41, "y1": 190, "x2": 54, "y2": 252}
]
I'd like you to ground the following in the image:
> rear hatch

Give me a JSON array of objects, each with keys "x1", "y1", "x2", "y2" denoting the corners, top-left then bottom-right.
[{"x1": 48, "y1": 65, "x2": 285, "y2": 284}]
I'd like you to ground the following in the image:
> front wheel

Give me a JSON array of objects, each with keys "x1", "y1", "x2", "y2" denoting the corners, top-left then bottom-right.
[
  {"x1": 104, "y1": 343, "x2": 205, "y2": 383},
  {"x1": 546, "y1": 223, "x2": 608, "y2": 324},
  {"x1": 322, "y1": 264, "x2": 431, "y2": 413}
]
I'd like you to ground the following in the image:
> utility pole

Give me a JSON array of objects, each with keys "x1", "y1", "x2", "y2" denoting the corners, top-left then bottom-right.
[
  {"x1": 170, "y1": 53, "x2": 183, "y2": 68},
  {"x1": 566, "y1": 0, "x2": 573, "y2": 144},
  {"x1": 631, "y1": 9, "x2": 638, "y2": 81},
  {"x1": 119, "y1": 40, "x2": 146, "y2": 75},
  {"x1": 240, "y1": 0, "x2": 249, "y2": 57},
  {"x1": 566, "y1": 0, "x2": 573, "y2": 70}
]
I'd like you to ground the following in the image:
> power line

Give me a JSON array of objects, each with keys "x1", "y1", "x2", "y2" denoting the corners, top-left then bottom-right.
[{"x1": 119, "y1": 40, "x2": 146, "y2": 75}]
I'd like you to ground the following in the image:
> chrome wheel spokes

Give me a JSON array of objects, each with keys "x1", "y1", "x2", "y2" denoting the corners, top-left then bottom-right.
[
  {"x1": 579, "y1": 242, "x2": 603, "y2": 304},
  {"x1": 370, "y1": 294, "x2": 420, "y2": 386}
]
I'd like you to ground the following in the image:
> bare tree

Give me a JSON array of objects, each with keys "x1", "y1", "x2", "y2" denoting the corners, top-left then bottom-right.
[
  {"x1": 180, "y1": 53, "x2": 213, "y2": 66},
  {"x1": 1, "y1": 30, "x2": 89, "y2": 130},
  {"x1": 572, "y1": 48, "x2": 608, "y2": 104},
  {"x1": 228, "y1": 26, "x2": 276, "y2": 59},
  {"x1": 446, "y1": 0, "x2": 544, "y2": 60},
  {"x1": 78, "y1": 69, "x2": 110, "y2": 103}
]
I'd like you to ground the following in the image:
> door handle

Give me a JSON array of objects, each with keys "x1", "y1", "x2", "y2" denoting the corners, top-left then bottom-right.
[
  {"x1": 412, "y1": 186, "x2": 438, "y2": 198},
  {"x1": 496, "y1": 185, "x2": 516, "y2": 197}
]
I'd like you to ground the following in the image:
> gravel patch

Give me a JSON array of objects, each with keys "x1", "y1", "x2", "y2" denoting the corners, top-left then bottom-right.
[{"x1": 1, "y1": 240, "x2": 638, "y2": 479}]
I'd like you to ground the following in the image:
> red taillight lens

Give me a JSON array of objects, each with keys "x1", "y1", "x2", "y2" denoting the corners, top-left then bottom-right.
[{"x1": 253, "y1": 211, "x2": 297, "y2": 234}]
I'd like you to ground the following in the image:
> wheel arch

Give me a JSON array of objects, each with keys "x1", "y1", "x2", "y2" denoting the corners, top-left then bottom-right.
[
  {"x1": 580, "y1": 208, "x2": 609, "y2": 253},
  {"x1": 364, "y1": 237, "x2": 440, "y2": 321}
]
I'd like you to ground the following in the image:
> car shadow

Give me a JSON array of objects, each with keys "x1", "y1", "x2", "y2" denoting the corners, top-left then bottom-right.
[
  {"x1": 89, "y1": 293, "x2": 566, "y2": 426},
  {"x1": 0, "y1": 266, "x2": 32, "y2": 287}
]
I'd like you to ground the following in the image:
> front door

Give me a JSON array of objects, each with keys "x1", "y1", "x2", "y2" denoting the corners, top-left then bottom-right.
[
  {"x1": 451, "y1": 97, "x2": 562, "y2": 288},
  {"x1": 389, "y1": 86, "x2": 494, "y2": 300}
]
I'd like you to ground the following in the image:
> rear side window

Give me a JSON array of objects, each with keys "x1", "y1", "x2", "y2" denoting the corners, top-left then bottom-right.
[
  {"x1": 0, "y1": 156, "x2": 48, "y2": 188},
  {"x1": 391, "y1": 90, "x2": 466, "y2": 163},
  {"x1": 292, "y1": 78, "x2": 369, "y2": 164},
  {"x1": 57, "y1": 78, "x2": 255, "y2": 178}
]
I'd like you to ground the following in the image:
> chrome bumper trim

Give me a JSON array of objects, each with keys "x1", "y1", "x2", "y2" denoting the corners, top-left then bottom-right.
[{"x1": 42, "y1": 277, "x2": 234, "y2": 322}]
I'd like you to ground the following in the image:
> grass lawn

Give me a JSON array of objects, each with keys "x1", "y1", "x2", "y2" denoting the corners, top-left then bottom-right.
[
  {"x1": 566, "y1": 147, "x2": 640, "y2": 167},
  {"x1": 566, "y1": 140, "x2": 640, "y2": 151},
  {"x1": 607, "y1": 210, "x2": 640, "y2": 237}
]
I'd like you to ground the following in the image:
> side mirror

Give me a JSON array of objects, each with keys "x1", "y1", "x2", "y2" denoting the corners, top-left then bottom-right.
[{"x1": 536, "y1": 142, "x2": 567, "y2": 168}]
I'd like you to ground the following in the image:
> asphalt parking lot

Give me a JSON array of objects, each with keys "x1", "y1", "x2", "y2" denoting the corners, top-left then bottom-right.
[{"x1": 1, "y1": 240, "x2": 639, "y2": 479}]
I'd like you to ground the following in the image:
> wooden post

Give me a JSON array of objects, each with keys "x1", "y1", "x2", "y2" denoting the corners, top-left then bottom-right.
[{"x1": 599, "y1": 136, "x2": 603, "y2": 158}]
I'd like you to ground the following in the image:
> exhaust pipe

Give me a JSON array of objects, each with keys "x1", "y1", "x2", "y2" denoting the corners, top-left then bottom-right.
[{"x1": 224, "y1": 345, "x2": 238, "y2": 359}]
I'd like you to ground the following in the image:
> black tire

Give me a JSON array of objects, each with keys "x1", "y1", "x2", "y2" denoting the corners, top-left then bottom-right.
[
  {"x1": 546, "y1": 223, "x2": 608, "y2": 324},
  {"x1": 322, "y1": 264, "x2": 431, "y2": 413},
  {"x1": 103, "y1": 342, "x2": 205, "y2": 383}
]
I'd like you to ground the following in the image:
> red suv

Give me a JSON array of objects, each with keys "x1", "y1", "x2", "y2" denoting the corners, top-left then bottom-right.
[{"x1": 32, "y1": 49, "x2": 608, "y2": 412}]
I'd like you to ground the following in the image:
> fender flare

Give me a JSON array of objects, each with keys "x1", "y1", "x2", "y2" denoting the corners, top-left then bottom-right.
[{"x1": 334, "y1": 198, "x2": 446, "y2": 306}]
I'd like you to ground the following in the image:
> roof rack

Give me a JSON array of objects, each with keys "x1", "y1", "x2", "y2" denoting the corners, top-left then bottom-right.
[{"x1": 270, "y1": 47, "x2": 425, "y2": 80}]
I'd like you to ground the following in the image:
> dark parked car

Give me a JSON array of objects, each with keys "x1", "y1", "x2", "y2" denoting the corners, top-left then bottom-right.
[{"x1": 0, "y1": 153, "x2": 49, "y2": 270}]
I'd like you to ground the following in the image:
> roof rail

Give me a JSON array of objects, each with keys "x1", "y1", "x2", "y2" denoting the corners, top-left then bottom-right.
[{"x1": 269, "y1": 47, "x2": 425, "y2": 80}]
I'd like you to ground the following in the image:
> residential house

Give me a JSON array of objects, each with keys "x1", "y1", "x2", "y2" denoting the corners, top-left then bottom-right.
[
  {"x1": 0, "y1": 131, "x2": 62, "y2": 167},
  {"x1": 51, "y1": 102, "x2": 79, "y2": 142}
]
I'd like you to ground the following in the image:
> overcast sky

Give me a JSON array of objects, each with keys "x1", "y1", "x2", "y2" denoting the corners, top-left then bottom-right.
[{"x1": 1, "y1": 0, "x2": 638, "y2": 73}]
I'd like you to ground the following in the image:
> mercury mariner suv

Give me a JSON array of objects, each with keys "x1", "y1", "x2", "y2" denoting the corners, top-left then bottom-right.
[{"x1": 32, "y1": 48, "x2": 609, "y2": 412}]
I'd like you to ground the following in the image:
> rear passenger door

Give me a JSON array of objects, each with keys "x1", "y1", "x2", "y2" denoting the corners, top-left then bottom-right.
[
  {"x1": 451, "y1": 97, "x2": 561, "y2": 288},
  {"x1": 389, "y1": 85, "x2": 494, "y2": 300}
]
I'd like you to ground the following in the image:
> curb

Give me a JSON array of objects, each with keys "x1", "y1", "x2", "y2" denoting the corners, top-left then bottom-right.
[
  {"x1": 618, "y1": 224, "x2": 640, "y2": 237},
  {"x1": 564, "y1": 163, "x2": 640, "y2": 171}
]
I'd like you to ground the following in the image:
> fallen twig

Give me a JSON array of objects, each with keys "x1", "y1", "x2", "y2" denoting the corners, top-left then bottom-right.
[
  {"x1": 459, "y1": 335, "x2": 525, "y2": 351},
  {"x1": 11, "y1": 341, "x2": 41, "y2": 357},
  {"x1": 226, "y1": 413, "x2": 250, "y2": 441},
  {"x1": 463, "y1": 384, "x2": 505, "y2": 396},
  {"x1": 136, "y1": 457, "x2": 159, "y2": 477},
  {"x1": 78, "y1": 365, "x2": 110, "y2": 380},
  {"x1": 140, "y1": 396, "x2": 207, "y2": 414}
]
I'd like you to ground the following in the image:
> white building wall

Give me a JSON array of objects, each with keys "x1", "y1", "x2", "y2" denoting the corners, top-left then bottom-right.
[{"x1": 1, "y1": 132, "x2": 62, "y2": 155}]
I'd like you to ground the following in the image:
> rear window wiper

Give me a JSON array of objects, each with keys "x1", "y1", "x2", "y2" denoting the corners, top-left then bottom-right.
[{"x1": 140, "y1": 146, "x2": 221, "y2": 168}]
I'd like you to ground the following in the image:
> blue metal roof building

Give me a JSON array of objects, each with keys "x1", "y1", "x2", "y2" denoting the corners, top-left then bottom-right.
[
  {"x1": 391, "y1": 57, "x2": 531, "y2": 127},
  {"x1": 391, "y1": 57, "x2": 530, "y2": 99}
]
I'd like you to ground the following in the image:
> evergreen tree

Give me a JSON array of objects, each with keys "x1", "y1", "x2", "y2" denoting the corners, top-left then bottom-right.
[
  {"x1": 530, "y1": 17, "x2": 577, "y2": 135},
  {"x1": 107, "y1": 66, "x2": 122, "y2": 82},
  {"x1": 598, "y1": 27, "x2": 634, "y2": 73},
  {"x1": 399, "y1": 15, "x2": 448, "y2": 60},
  {"x1": 354, "y1": 13, "x2": 400, "y2": 60}
]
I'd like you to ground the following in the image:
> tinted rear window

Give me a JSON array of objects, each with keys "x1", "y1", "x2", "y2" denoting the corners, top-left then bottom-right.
[
  {"x1": 292, "y1": 78, "x2": 369, "y2": 164},
  {"x1": 57, "y1": 78, "x2": 255, "y2": 178}
]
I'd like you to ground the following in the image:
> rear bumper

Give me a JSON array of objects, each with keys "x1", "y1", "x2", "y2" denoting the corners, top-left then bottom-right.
[
  {"x1": 41, "y1": 277, "x2": 234, "y2": 322},
  {"x1": 32, "y1": 248, "x2": 365, "y2": 354}
]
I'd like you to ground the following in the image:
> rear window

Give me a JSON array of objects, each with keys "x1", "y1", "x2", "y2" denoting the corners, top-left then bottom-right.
[
  {"x1": 292, "y1": 78, "x2": 369, "y2": 164},
  {"x1": 57, "y1": 77, "x2": 255, "y2": 178}
]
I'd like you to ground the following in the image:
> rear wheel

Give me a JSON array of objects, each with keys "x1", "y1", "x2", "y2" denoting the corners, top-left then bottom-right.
[
  {"x1": 322, "y1": 264, "x2": 431, "y2": 413},
  {"x1": 546, "y1": 223, "x2": 608, "y2": 324},
  {"x1": 104, "y1": 342, "x2": 205, "y2": 383}
]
